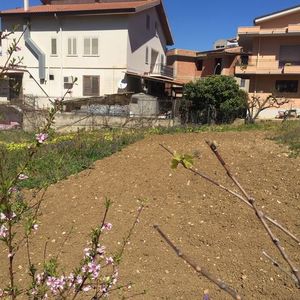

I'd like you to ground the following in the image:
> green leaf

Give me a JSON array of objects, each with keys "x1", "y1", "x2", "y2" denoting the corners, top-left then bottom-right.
[{"x1": 171, "y1": 158, "x2": 179, "y2": 169}]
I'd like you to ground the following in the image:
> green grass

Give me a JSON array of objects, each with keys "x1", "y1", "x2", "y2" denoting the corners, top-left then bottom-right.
[
  {"x1": 0, "y1": 120, "x2": 296, "y2": 190},
  {"x1": 272, "y1": 120, "x2": 300, "y2": 157},
  {"x1": 0, "y1": 129, "x2": 145, "y2": 189}
]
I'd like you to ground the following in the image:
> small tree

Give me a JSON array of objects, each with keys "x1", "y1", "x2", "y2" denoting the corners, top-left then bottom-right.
[
  {"x1": 245, "y1": 94, "x2": 289, "y2": 124},
  {"x1": 183, "y1": 75, "x2": 247, "y2": 124}
]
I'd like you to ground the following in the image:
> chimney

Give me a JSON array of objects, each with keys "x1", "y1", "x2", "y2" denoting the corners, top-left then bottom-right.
[{"x1": 24, "y1": 0, "x2": 29, "y2": 11}]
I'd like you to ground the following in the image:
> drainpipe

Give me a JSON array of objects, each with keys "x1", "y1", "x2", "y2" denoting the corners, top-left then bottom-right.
[{"x1": 24, "y1": 24, "x2": 46, "y2": 81}]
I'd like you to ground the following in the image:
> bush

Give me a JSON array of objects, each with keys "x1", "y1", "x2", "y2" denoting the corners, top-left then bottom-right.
[{"x1": 183, "y1": 75, "x2": 247, "y2": 124}]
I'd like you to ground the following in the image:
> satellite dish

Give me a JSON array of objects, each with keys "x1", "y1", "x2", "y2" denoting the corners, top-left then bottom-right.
[{"x1": 118, "y1": 79, "x2": 128, "y2": 90}]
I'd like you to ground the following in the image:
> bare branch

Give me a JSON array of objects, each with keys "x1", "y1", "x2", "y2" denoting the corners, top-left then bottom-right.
[
  {"x1": 154, "y1": 225, "x2": 242, "y2": 300},
  {"x1": 206, "y1": 141, "x2": 300, "y2": 286}
]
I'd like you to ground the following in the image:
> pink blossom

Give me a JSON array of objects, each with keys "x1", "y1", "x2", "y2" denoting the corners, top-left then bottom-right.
[
  {"x1": 105, "y1": 257, "x2": 114, "y2": 265},
  {"x1": 0, "y1": 225, "x2": 8, "y2": 239},
  {"x1": 8, "y1": 186, "x2": 19, "y2": 194},
  {"x1": 96, "y1": 245, "x2": 106, "y2": 257},
  {"x1": 83, "y1": 247, "x2": 92, "y2": 258},
  {"x1": 46, "y1": 276, "x2": 66, "y2": 295},
  {"x1": 18, "y1": 174, "x2": 29, "y2": 180},
  {"x1": 82, "y1": 285, "x2": 91, "y2": 292},
  {"x1": 35, "y1": 133, "x2": 48, "y2": 144},
  {"x1": 0, "y1": 213, "x2": 6, "y2": 221},
  {"x1": 0, "y1": 212, "x2": 16, "y2": 221},
  {"x1": 101, "y1": 223, "x2": 112, "y2": 231},
  {"x1": 36, "y1": 273, "x2": 44, "y2": 285},
  {"x1": 0, "y1": 288, "x2": 3, "y2": 297}
]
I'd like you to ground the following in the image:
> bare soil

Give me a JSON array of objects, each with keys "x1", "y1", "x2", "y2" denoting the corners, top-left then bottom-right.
[{"x1": 1, "y1": 131, "x2": 300, "y2": 299}]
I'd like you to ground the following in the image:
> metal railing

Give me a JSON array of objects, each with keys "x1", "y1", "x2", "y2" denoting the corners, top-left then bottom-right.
[{"x1": 150, "y1": 63, "x2": 174, "y2": 78}]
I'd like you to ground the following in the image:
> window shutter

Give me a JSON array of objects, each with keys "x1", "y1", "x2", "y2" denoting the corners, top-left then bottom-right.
[
  {"x1": 92, "y1": 38, "x2": 98, "y2": 55},
  {"x1": 73, "y1": 38, "x2": 77, "y2": 55},
  {"x1": 68, "y1": 38, "x2": 72, "y2": 55},
  {"x1": 91, "y1": 76, "x2": 99, "y2": 95},
  {"x1": 83, "y1": 76, "x2": 100, "y2": 96},
  {"x1": 145, "y1": 47, "x2": 149, "y2": 64},
  {"x1": 51, "y1": 38, "x2": 57, "y2": 55},
  {"x1": 84, "y1": 38, "x2": 90, "y2": 55}
]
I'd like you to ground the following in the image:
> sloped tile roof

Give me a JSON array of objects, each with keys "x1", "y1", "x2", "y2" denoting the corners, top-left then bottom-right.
[{"x1": 0, "y1": 0, "x2": 173, "y2": 45}]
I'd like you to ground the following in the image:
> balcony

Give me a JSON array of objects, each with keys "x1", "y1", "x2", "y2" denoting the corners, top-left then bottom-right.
[
  {"x1": 150, "y1": 63, "x2": 174, "y2": 79},
  {"x1": 238, "y1": 26, "x2": 261, "y2": 35},
  {"x1": 238, "y1": 25, "x2": 300, "y2": 37},
  {"x1": 282, "y1": 62, "x2": 300, "y2": 74},
  {"x1": 235, "y1": 57, "x2": 283, "y2": 75}
]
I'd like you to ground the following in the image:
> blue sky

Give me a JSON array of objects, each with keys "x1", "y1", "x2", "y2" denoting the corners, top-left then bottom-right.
[{"x1": 1, "y1": 0, "x2": 300, "y2": 50}]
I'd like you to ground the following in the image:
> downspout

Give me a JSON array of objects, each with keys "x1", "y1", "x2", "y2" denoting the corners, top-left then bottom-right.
[{"x1": 23, "y1": 23, "x2": 46, "y2": 81}]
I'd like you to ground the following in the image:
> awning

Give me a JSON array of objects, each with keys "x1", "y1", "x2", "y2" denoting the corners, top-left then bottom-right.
[{"x1": 126, "y1": 71, "x2": 184, "y2": 86}]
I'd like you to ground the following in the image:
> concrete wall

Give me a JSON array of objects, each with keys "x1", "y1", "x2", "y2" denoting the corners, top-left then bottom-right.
[{"x1": 23, "y1": 111, "x2": 180, "y2": 132}]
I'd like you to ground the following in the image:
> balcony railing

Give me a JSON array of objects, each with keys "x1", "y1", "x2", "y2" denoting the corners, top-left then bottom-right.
[
  {"x1": 235, "y1": 58, "x2": 300, "y2": 74},
  {"x1": 238, "y1": 25, "x2": 300, "y2": 36},
  {"x1": 150, "y1": 63, "x2": 174, "y2": 78}
]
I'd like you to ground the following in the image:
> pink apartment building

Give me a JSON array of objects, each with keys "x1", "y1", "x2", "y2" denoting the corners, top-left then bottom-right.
[{"x1": 236, "y1": 5, "x2": 300, "y2": 117}]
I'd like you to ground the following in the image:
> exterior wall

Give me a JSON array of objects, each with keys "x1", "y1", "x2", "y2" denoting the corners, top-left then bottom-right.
[
  {"x1": 257, "y1": 11, "x2": 300, "y2": 29},
  {"x1": 167, "y1": 49, "x2": 199, "y2": 83},
  {"x1": 174, "y1": 57, "x2": 199, "y2": 83},
  {"x1": 249, "y1": 36, "x2": 300, "y2": 70},
  {"x1": 237, "y1": 10, "x2": 300, "y2": 118},
  {"x1": 0, "y1": 14, "x2": 129, "y2": 106},
  {"x1": 248, "y1": 75, "x2": 300, "y2": 118},
  {"x1": 127, "y1": 7, "x2": 167, "y2": 75}
]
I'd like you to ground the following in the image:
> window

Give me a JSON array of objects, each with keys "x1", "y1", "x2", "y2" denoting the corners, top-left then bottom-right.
[
  {"x1": 51, "y1": 38, "x2": 57, "y2": 56},
  {"x1": 240, "y1": 78, "x2": 246, "y2": 88},
  {"x1": 155, "y1": 21, "x2": 159, "y2": 36},
  {"x1": 275, "y1": 80, "x2": 298, "y2": 93},
  {"x1": 83, "y1": 76, "x2": 100, "y2": 96},
  {"x1": 161, "y1": 54, "x2": 164, "y2": 65},
  {"x1": 145, "y1": 47, "x2": 149, "y2": 64},
  {"x1": 84, "y1": 37, "x2": 99, "y2": 56},
  {"x1": 49, "y1": 74, "x2": 54, "y2": 80},
  {"x1": 146, "y1": 14, "x2": 150, "y2": 30},
  {"x1": 196, "y1": 60, "x2": 203, "y2": 71},
  {"x1": 279, "y1": 45, "x2": 300, "y2": 65},
  {"x1": 68, "y1": 37, "x2": 77, "y2": 56},
  {"x1": 64, "y1": 76, "x2": 73, "y2": 89}
]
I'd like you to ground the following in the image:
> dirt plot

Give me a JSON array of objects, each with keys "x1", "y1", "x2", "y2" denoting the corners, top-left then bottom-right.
[{"x1": 1, "y1": 131, "x2": 300, "y2": 299}]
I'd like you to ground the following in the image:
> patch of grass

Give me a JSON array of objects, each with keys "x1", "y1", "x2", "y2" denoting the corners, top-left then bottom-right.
[
  {"x1": 0, "y1": 121, "x2": 286, "y2": 189},
  {"x1": 1, "y1": 129, "x2": 145, "y2": 189},
  {"x1": 272, "y1": 120, "x2": 300, "y2": 157},
  {"x1": 0, "y1": 130, "x2": 33, "y2": 143}
]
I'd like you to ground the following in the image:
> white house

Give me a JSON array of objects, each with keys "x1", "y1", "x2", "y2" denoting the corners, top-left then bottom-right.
[{"x1": 0, "y1": 0, "x2": 174, "y2": 108}]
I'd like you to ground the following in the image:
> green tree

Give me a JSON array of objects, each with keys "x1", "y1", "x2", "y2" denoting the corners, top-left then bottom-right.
[{"x1": 183, "y1": 75, "x2": 247, "y2": 124}]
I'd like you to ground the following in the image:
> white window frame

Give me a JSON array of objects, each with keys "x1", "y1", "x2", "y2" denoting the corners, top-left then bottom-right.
[
  {"x1": 67, "y1": 37, "x2": 77, "y2": 56},
  {"x1": 50, "y1": 37, "x2": 58, "y2": 56},
  {"x1": 83, "y1": 37, "x2": 99, "y2": 56}
]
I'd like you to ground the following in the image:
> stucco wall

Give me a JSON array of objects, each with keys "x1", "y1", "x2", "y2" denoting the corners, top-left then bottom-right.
[
  {"x1": 257, "y1": 11, "x2": 300, "y2": 29},
  {"x1": 127, "y1": 7, "x2": 167, "y2": 74},
  {"x1": 0, "y1": 14, "x2": 129, "y2": 102}
]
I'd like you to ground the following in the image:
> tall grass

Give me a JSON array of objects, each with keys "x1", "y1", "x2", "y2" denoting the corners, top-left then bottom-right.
[{"x1": 272, "y1": 120, "x2": 300, "y2": 157}]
